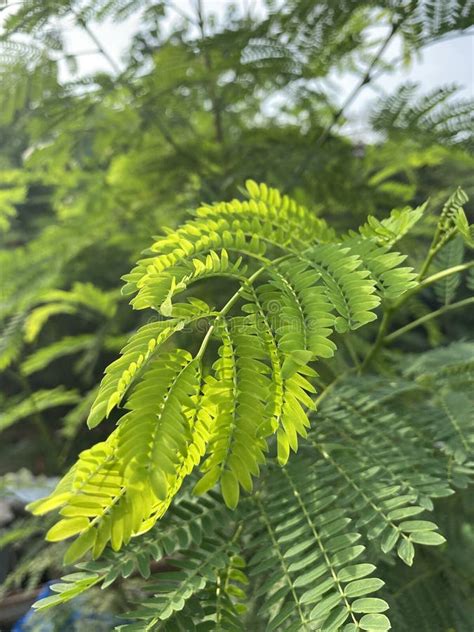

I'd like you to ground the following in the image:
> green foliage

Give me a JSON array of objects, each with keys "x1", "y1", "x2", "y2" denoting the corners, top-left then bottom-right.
[
  {"x1": 24, "y1": 282, "x2": 118, "y2": 342},
  {"x1": 0, "y1": 312, "x2": 25, "y2": 371},
  {"x1": 436, "y1": 186, "x2": 470, "y2": 247},
  {"x1": 22, "y1": 335, "x2": 97, "y2": 376},
  {"x1": 400, "y1": 0, "x2": 474, "y2": 47},
  {"x1": 0, "y1": 41, "x2": 59, "y2": 125},
  {"x1": 371, "y1": 83, "x2": 474, "y2": 151},
  {"x1": 433, "y1": 235, "x2": 465, "y2": 305},
  {"x1": 29, "y1": 182, "x2": 420, "y2": 557},
  {"x1": 24, "y1": 182, "x2": 474, "y2": 630},
  {"x1": 0, "y1": 1, "x2": 473, "y2": 629},
  {"x1": 0, "y1": 169, "x2": 27, "y2": 231},
  {"x1": 31, "y1": 340, "x2": 474, "y2": 630},
  {"x1": 0, "y1": 387, "x2": 79, "y2": 433}
]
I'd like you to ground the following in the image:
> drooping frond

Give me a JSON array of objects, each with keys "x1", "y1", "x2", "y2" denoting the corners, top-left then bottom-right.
[
  {"x1": 23, "y1": 303, "x2": 78, "y2": 344},
  {"x1": 404, "y1": 340, "x2": 474, "y2": 391},
  {"x1": 40, "y1": 283, "x2": 119, "y2": 319},
  {"x1": 0, "y1": 387, "x2": 79, "y2": 434},
  {"x1": 437, "y1": 392, "x2": 474, "y2": 465},
  {"x1": 24, "y1": 282, "x2": 118, "y2": 343},
  {"x1": 33, "y1": 490, "x2": 231, "y2": 609},
  {"x1": 116, "y1": 349, "x2": 202, "y2": 505},
  {"x1": 340, "y1": 238, "x2": 418, "y2": 301},
  {"x1": 199, "y1": 552, "x2": 248, "y2": 631},
  {"x1": 21, "y1": 334, "x2": 96, "y2": 376},
  {"x1": 400, "y1": 344, "x2": 474, "y2": 465},
  {"x1": 292, "y1": 244, "x2": 380, "y2": 333},
  {"x1": 309, "y1": 379, "x2": 453, "y2": 545},
  {"x1": 247, "y1": 461, "x2": 390, "y2": 632},
  {"x1": 87, "y1": 301, "x2": 211, "y2": 429},
  {"x1": 120, "y1": 536, "x2": 240, "y2": 628},
  {"x1": 380, "y1": 505, "x2": 474, "y2": 632}
]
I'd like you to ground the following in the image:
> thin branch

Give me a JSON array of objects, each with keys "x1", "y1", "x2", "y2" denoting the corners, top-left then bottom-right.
[
  {"x1": 396, "y1": 260, "x2": 474, "y2": 308},
  {"x1": 417, "y1": 260, "x2": 474, "y2": 292},
  {"x1": 384, "y1": 297, "x2": 474, "y2": 344},
  {"x1": 290, "y1": 20, "x2": 402, "y2": 185},
  {"x1": 313, "y1": 368, "x2": 355, "y2": 408},
  {"x1": 361, "y1": 260, "x2": 474, "y2": 370},
  {"x1": 196, "y1": 0, "x2": 224, "y2": 145},
  {"x1": 322, "y1": 24, "x2": 400, "y2": 141},
  {"x1": 359, "y1": 309, "x2": 392, "y2": 371},
  {"x1": 343, "y1": 336, "x2": 361, "y2": 369},
  {"x1": 71, "y1": 10, "x2": 121, "y2": 75}
]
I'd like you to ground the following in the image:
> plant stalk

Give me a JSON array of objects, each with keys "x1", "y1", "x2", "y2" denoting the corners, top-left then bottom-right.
[
  {"x1": 362, "y1": 259, "x2": 474, "y2": 369},
  {"x1": 384, "y1": 297, "x2": 474, "y2": 344}
]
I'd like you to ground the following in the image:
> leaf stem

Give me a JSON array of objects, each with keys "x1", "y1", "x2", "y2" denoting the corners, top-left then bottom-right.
[
  {"x1": 390, "y1": 260, "x2": 474, "y2": 312},
  {"x1": 290, "y1": 19, "x2": 402, "y2": 184},
  {"x1": 416, "y1": 260, "x2": 474, "y2": 293},
  {"x1": 313, "y1": 368, "x2": 355, "y2": 408},
  {"x1": 361, "y1": 259, "x2": 474, "y2": 369},
  {"x1": 72, "y1": 11, "x2": 121, "y2": 75},
  {"x1": 384, "y1": 297, "x2": 474, "y2": 344},
  {"x1": 195, "y1": 254, "x2": 291, "y2": 361},
  {"x1": 416, "y1": 227, "x2": 459, "y2": 281},
  {"x1": 359, "y1": 309, "x2": 393, "y2": 371},
  {"x1": 343, "y1": 336, "x2": 361, "y2": 369},
  {"x1": 7, "y1": 366, "x2": 60, "y2": 472}
]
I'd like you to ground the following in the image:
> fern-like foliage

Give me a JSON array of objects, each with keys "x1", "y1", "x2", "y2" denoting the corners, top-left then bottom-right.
[
  {"x1": 29, "y1": 182, "x2": 419, "y2": 560},
  {"x1": 370, "y1": 83, "x2": 474, "y2": 151},
  {"x1": 21, "y1": 334, "x2": 97, "y2": 376},
  {"x1": 24, "y1": 182, "x2": 474, "y2": 631},
  {"x1": 0, "y1": 168, "x2": 27, "y2": 232},
  {"x1": 32, "y1": 339, "x2": 474, "y2": 630},
  {"x1": 0, "y1": 281, "x2": 121, "y2": 440},
  {"x1": 23, "y1": 282, "x2": 118, "y2": 343},
  {"x1": 433, "y1": 235, "x2": 465, "y2": 305},
  {"x1": 347, "y1": 201, "x2": 426, "y2": 248},
  {"x1": 399, "y1": 0, "x2": 474, "y2": 47},
  {"x1": 0, "y1": 41, "x2": 59, "y2": 125},
  {"x1": 435, "y1": 186, "x2": 473, "y2": 248},
  {"x1": 403, "y1": 342, "x2": 474, "y2": 465},
  {"x1": 0, "y1": 387, "x2": 80, "y2": 433},
  {"x1": 0, "y1": 312, "x2": 26, "y2": 371}
]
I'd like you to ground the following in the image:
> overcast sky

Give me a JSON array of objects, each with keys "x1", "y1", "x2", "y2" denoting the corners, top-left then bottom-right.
[{"x1": 2, "y1": 0, "x2": 473, "y2": 136}]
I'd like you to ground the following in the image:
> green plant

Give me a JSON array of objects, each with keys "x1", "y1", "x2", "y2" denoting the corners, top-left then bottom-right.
[
  {"x1": 26, "y1": 181, "x2": 474, "y2": 630},
  {"x1": 1, "y1": 1, "x2": 473, "y2": 628}
]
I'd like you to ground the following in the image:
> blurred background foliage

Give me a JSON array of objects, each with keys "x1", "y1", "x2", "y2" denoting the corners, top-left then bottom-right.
[{"x1": 0, "y1": 0, "x2": 473, "y2": 629}]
